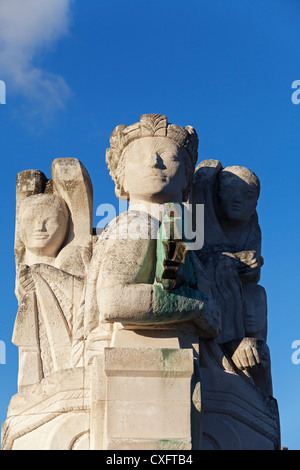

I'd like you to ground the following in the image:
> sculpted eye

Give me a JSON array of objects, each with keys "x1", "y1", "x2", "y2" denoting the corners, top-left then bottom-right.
[
  {"x1": 45, "y1": 217, "x2": 59, "y2": 225},
  {"x1": 161, "y1": 152, "x2": 179, "y2": 161}
]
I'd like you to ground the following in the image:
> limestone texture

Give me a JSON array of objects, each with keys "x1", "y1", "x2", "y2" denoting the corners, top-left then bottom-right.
[{"x1": 2, "y1": 115, "x2": 280, "y2": 450}]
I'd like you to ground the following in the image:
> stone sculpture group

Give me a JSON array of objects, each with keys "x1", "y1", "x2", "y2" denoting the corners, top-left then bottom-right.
[{"x1": 1, "y1": 114, "x2": 280, "y2": 450}]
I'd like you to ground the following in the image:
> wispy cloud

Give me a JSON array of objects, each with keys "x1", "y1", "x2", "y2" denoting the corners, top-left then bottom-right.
[{"x1": 0, "y1": 0, "x2": 72, "y2": 111}]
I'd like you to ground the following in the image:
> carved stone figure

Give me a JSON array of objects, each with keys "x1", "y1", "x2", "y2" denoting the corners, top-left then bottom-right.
[
  {"x1": 2, "y1": 158, "x2": 93, "y2": 449},
  {"x1": 12, "y1": 159, "x2": 93, "y2": 386},
  {"x1": 192, "y1": 160, "x2": 272, "y2": 395},
  {"x1": 82, "y1": 115, "x2": 222, "y2": 449},
  {"x1": 84, "y1": 114, "x2": 220, "y2": 342},
  {"x1": 14, "y1": 193, "x2": 77, "y2": 385},
  {"x1": 2, "y1": 117, "x2": 280, "y2": 451}
]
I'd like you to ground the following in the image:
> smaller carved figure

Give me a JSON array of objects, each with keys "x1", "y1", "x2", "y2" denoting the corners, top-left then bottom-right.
[
  {"x1": 13, "y1": 159, "x2": 93, "y2": 387},
  {"x1": 193, "y1": 161, "x2": 272, "y2": 394},
  {"x1": 13, "y1": 193, "x2": 81, "y2": 385}
]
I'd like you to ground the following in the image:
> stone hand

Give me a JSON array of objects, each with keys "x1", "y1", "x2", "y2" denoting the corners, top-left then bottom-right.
[
  {"x1": 233, "y1": 251, "x2": 262, "y2": 279},
  {"x1": 231, "y1": 337, "x2": 270, "y2": 370},
  {"x1": 17, "y1": 265, "x2": 35, "y2": 295},
  {"x1": 235, "y1": 250, "x2": 257, "y2": 267}
]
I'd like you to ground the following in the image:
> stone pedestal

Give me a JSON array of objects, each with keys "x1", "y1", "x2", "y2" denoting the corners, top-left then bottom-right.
[
  {"x1": 90, "y1": 346, "x2": 196, "y2": 450},
  {"x1": 106, "y1": 347, "x2": 194, "y2": 450}
]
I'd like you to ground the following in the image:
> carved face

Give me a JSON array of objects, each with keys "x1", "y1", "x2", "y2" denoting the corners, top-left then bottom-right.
[
  {"x1": 123, "y1": 137, "x2": 189, "y2": 204},
  {"x1": 218, "y1": 170, "x2": 259, "y2": 224},
  {"x1": 20, "y1": 195, "x2": 69, "y2": 258}
]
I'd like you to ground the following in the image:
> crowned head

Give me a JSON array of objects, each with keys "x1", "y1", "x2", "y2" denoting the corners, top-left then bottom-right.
[{"x1": 106, "y1": 114, "x2": 198, "y2": 204}]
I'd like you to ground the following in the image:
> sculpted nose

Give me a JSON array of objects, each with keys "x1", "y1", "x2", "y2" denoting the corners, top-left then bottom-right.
[
  {"x1": 148, "y1": 152, "x2": 163, "y2": 169},
  {"x1": 35, "y1": 220, "x2": 47, "y2": 232},
  {"x1": 232, "y1": 194, "x2": 242, "y2": 204}
]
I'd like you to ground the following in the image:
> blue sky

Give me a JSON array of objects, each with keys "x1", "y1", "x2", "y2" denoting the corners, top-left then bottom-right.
[{"x1": 0, "y1": 0, "x2": 300, "y2": 450}]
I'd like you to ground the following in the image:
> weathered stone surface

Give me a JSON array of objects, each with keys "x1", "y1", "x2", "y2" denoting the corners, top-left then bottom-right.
[
  {"x1": 2, "y1": 368, "x2": 90, "y2": 450},
  {"x1": 103, "y1": 348, "x2": 194, "y2": 449},
  {"x1": 2, "y1": 115, "x2": 280, "y2": 450},
  {"x1": 192, "y1": 160, "x2": 272, "y2": 395}
]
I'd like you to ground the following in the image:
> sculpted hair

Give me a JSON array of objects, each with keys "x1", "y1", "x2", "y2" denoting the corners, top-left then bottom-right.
[
  {"x1": 105, "y1": 114, "x2": 199, "y2": 200},
  {"x1": 19, "y1": 193, "x2": 69, "y2": 225}
]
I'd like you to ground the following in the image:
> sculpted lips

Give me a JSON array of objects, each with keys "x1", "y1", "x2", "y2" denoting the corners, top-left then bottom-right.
[
  {"x1": 231, "y1": 202, "x2": 242, "y2": 210},
  {"x1": 143, "y1": 172, "x2": 167, "y2": 180},
  {"x1": 33, "y1": 233, "x2": 49, "y2": 240}
]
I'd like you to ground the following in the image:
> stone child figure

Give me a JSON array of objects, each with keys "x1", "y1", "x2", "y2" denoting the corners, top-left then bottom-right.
[
  {"x1": 84, "y1": 114, "x2": 220, "y2": 355},
  {"x1": 193, "y1": 161, "x2": 271, "y2": 394}
]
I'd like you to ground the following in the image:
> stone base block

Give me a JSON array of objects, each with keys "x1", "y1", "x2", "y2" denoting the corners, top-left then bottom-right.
[{"x1": 101, "y1": 347, "x2": 195, "y2": 450}]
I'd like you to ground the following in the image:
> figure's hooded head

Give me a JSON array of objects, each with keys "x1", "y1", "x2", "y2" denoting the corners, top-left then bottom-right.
[{"x1": 217, "y1": 165, "x2": 260, "y2": 224}]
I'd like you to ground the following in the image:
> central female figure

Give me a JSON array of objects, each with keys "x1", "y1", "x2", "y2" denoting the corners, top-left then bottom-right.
[{"x1": 84, "y1": 114, "x2": 220, "y2": 353}]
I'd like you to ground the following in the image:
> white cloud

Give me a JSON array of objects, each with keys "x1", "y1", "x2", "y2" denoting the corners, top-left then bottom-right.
[{"x1": 0, "y1": 0, "x2": 72, "y2": 110}]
